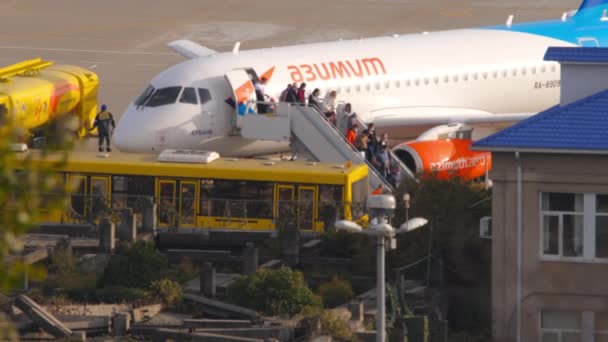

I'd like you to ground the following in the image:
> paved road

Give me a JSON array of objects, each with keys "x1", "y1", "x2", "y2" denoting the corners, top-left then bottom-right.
[{"x1": 0, "y1": 0, "x2": 578, "y2": 120}]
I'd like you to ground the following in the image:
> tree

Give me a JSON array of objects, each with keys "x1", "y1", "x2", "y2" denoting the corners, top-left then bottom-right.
[
  {"x1": 297, "y1": 306, "x2": 357, "y2": 341},
  {"x1": 149, "y1": 279, "x2": 183, "y2": 306},
  {"x1": 226, "y1": 267, "x2": 321, "y2": 317},
  {"x1": 318, "y1": 277, "x2": 354, "y2": 308},
  {"x1": 391, "y1": 176, "x2": 492, "y2": 336},
  {"x1": 98, "y1": 241, "x2": 169, "y2": 288},
  {"x1": 0, "y1": 116, "x2": 78, "y2": 339}
]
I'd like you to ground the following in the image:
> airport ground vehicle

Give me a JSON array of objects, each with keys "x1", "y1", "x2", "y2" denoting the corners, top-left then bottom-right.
[
  {"x1": 17, "y1": 150, "x2": 369, "y2": 231},
  {"x1": 0, "y1": 58, "x2": 99, "y2": 139}
]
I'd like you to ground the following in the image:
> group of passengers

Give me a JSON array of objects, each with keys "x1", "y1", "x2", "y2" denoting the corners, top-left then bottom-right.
[
  {"x1": 279, "y1": 83, "x2": 340, "y2": 125},
  {"x1": 277, "y1": 84, "x2": 404, "y2": 190},
  {"x1": 348, "y1": 123, "x2": 403, "y2": 190}
]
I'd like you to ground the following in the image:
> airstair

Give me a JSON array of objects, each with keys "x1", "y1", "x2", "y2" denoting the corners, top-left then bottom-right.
[
  {"x1": 240, "y1": 102, "x2": 414, "y2": 192},
  {"x1": 224, "y1": 69, "x2": 415, "y2": 192}
]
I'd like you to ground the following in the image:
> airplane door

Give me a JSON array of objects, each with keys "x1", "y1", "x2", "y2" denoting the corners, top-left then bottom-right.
[{"x1": 225, "y1": 69, "x2": 258, "y2": 129}]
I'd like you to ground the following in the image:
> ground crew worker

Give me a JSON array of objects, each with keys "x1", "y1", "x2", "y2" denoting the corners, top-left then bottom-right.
[{"x1": 91, "y1": 104, "x2": 115, "y2": 152}]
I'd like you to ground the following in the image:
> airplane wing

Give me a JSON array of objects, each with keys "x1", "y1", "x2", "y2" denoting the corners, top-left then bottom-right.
[
  {"x1": 370, "y1": 106, "x2": 535, "y2": 128},
  {"x1": 167, "y1": 40, "x2": 218, "y2": 59}
]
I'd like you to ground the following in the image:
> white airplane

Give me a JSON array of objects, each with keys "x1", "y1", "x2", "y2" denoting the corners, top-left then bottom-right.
[{"x1": 114, "y1": 0, "x2": 608, "y2": 171}]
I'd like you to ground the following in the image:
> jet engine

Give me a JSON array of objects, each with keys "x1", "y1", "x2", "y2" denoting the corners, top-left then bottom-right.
[{"x1": 392, "y1": 123, "x2": 491, "y2": 181}]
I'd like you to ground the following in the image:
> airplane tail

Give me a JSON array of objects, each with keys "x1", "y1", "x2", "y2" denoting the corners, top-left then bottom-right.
[{"x1": 578, "y1": 0, "x2": 608, "y2": 12}]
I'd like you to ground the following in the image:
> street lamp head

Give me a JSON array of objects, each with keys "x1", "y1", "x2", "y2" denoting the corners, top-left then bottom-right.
[
  {"x1": 398, "y1": 217, "x2": 428, "y2": 233},
  {"x1": 334, "y1": 220, "x2": 363, "y2": 233},
  {"x1": 371, "y1": 222, "x2": 395, "y2": 236},
  {"x1": 367, "y1": 194, "x2": 396, "y2": 220}
]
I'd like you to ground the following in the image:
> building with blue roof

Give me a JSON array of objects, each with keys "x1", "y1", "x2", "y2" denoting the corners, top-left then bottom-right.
[{"x1": 476, "y1": 47, "x2": 608, "y2": 342}]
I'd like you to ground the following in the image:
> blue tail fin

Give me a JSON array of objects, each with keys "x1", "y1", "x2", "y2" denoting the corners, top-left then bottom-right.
[{"x1": 579, "y1": 0, "x2": 608, "y2": 11}]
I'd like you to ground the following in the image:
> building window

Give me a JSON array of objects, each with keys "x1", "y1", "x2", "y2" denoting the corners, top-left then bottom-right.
[
  {"x1": 541, "y1": 193, "x2": 584, "y2": 258},
  {"x1": 596, "y1": 195, "x2": 608, "y2": 258},
  {"x1": 541, "y1": 311, "x2": 582, "y2": 342},
  {"x1": 596, "y1": 312, "x2": 608, "y2": 341}
]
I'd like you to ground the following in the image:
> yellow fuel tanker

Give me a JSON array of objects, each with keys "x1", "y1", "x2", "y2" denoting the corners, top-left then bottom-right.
[{"x1": 0, "y1": 58, "x2": 99, "y2": 138}]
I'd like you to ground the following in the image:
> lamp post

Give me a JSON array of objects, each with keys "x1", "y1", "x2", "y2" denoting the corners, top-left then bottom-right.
[
  {"x1": 335, "y1": 195, "x2": 428, "y2": 342},
  {"x1": 403, "y1": 193, "x2": 410, "y2": 227}
]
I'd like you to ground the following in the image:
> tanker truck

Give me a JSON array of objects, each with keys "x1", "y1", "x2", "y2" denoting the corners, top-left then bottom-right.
[{"x1": 0, "y1": 58, "x2": 99, "y2": 142}]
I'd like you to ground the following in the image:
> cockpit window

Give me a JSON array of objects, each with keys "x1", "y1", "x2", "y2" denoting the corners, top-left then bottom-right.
[
  {"x1": 145, "y1": 87, "x2": 182, "y2": 107},
  {"x1": 135, "y1": 85, "x2": 155, "y2": 106},
  {"x1": 179, "y1": 87, "x2": 198, "y2": 104},
  {"x1": 198, "y1": 88, "x2": 212, "y2": 105}
]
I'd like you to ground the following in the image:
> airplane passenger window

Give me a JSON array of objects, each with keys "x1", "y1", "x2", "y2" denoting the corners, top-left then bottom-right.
[
  {"x1": 179, "y1": 87, "x2": 198, "y2": 104},
  {"x1": 394, "y1": 80, "x2": 400, "y2": 88},
  {"x1": 135, "y1": 85, "x2": 155, "y2": 106},
  {"x1": 198, "y1": 88, "x2": 211, "y2": 105},
  {"x1": 145, "y1": 87, "x2": 182, "y2": 107}
]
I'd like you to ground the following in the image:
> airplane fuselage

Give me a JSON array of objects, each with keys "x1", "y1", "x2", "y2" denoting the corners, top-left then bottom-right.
[{"x1": 115, "y1": 7, "x2": 608, "y2": 155}]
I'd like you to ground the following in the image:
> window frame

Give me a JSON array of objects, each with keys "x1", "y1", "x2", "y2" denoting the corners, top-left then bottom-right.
[
  {"x1": 539, "y1": 192, "x2": 585, "y2": 261},
  {"x1": 539, "y1": 192, "x2": 608, "y2": 263},
  {"x1": 539, "y1": 310, "x2": 583, "y2": 342}
]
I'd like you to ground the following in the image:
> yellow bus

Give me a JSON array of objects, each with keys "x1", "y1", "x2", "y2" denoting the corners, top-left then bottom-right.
[{"x1": 19, "y1": 150, "x2": 369, "y2": 232}]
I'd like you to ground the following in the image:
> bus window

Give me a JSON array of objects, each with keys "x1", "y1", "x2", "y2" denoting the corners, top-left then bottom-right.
[
  {"x1": 205, "y1": 180, "x2": 273, "y2": 219},
  {"x1": 91, "y1": 177, "x2": 110, "y2": 220},
  {"x1": 298, "y1": 186, "x2": 316, "y2": 230},
  {"x1": 351, "y1": 176, "x2": 368, "y2": 219},
  {"x1": 112, "y1": 176, "x2": 127, "y2": 210},
  {"x1": 200, "y1": 179, "x2": 213, "y2": 217},
  {"x1": 179, "y1": 181, "x2": 197, "y2": 226},
  {"x1": 318, "y1": 185, "x2": 343, "y2": 224},
  {"x1": 68, "y1": 175, "x2": 87, "y2": 222},
  {"x1": 158, "y1": 180, "x2": 176, "y2": 226}
]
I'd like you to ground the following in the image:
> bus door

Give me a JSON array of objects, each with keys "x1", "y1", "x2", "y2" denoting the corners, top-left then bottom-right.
[
  {"x1": 67, "y1": 175, "x2": 87, "y2": 223},
  {"x1": 90, "y1": 176, "x2": 111, "y2": 222},
  {"x1": 275, "y1": 185, "x2": 294, "y2": 228},
  {"x1": 179, "y1": 181, "x2": 198, "y2": 227},
  {"x1": 157, "y1": 179, "x2": 177, "y2": 227},
  {"x1": 297, "y1": 186, "x2": 317, "y2": 231}
]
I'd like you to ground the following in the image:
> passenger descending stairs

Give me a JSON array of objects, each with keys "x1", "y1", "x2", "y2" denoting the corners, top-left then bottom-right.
[{"x1": 240, "y1": 102, "x2": 415, "y2": 192}]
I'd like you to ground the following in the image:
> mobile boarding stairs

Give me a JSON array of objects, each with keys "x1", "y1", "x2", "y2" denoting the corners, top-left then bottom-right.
[{"x1": 236, "y1": 101, "x2": 415, "y2": 192}]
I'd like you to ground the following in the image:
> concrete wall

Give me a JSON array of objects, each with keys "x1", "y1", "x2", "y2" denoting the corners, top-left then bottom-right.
[
  {"x1": 491, "y1": 152, "x2": 608, "y2": 342},
  {"x1": 561, "y1": 64, "x2": 608, "y2": 106}
]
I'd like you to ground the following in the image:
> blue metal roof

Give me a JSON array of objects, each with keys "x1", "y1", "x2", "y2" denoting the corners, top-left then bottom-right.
[
  {"x1": 474, "y1": 89, "x2": 608, "y2": 153},
  {"x1": 545, "y1": 47, "x2": 608, "y2": 63}
]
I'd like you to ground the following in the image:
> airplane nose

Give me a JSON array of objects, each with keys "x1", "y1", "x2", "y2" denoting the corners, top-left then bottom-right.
[{"x1": 114, "y1": 106, "x2": 157, "y2": 152}]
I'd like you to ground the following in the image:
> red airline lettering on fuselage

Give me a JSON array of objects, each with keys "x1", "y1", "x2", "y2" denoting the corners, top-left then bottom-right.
[{"x1": 287, "y1": 57, "x2": 386, "y2": 83}]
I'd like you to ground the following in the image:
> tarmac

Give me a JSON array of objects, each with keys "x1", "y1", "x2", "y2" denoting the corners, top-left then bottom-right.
[{"x1": 0, "y1": 0, "x2": 578, "y2": 121}]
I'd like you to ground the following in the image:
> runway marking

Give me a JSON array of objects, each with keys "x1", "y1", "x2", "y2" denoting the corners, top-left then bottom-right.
[{"x1": 0, "y1": 45, "x2": 177, "y2": 56}]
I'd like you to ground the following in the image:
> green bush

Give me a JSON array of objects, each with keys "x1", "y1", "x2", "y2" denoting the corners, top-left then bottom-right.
[
  {"x1": 98, "y1": 241, "x2": 168, "y2": 288},
  {"x1": 298, "y1": 306, "x2": 357, "y2": 341},
  {"x1": 318, "y1": 277, "x2": 354, "y2": 308},
  {"x1": 149, "y1": 278, "x2": 183, "y2": 306},
  {"x1": 49, "y1": 249, "x2": 76, "y2": 275},
  {"x1": 226, "y1": 267, "x2": 320, "y2": 317}
]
